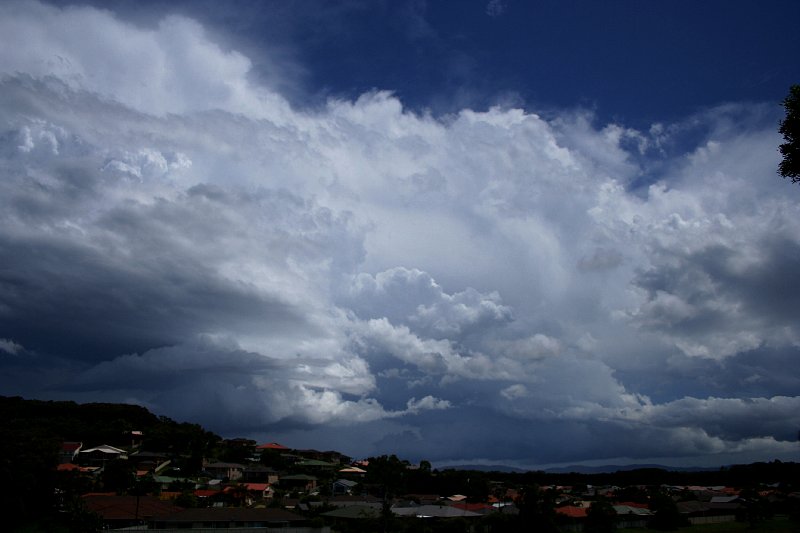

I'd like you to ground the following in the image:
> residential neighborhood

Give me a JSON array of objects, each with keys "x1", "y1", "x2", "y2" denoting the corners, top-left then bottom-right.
[{"x1": 2, "y1": 396, "x2": 799, "y2": 532}]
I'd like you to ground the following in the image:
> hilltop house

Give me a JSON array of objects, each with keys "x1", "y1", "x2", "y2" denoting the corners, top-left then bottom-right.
[{"x1": 79, "y1": 444, "x2": 127, "y2": 466}]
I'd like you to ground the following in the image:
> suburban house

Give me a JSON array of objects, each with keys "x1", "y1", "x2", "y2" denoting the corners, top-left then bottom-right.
[
  {"x1": 83, "y1": 494, "x2": 183, "y2": 529},
  {"x1": 204, "y1": 461, "x2": 244, "y2": 481},
  {"x1": 78, "y1": 444, "x2": 127, "y2": 466},
  {"x1": 150, "y1": 507, "x2": 310, "y2": 530},
  {"x1": 243, "y1": 482, "x2": 275, "y2": 501},
  {"x1": 256, "y1": 442, "x2": 290, "y2": 452},
  {"x1": 242, "y1": 464, "x2": 279, "y2": 484},
  {"x1": 129, "y1": 450, "x2": 170, "y2": 473},
  {"x1": 332, "y1": 478, "x2": 359, "y2": 495},
  {"x1": 280, "y1": 474, "x2": 318, "y2": 492},
  {"x1": 59, "y1": 441, "x2": 82, "y2": 464}
]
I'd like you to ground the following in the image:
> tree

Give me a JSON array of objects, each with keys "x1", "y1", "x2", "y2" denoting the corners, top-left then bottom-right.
[
  {"x1": 517, "y1": 484, "x2": 558, "y2": 533},
  {"x1": 648, "y1": 491, "x2": 687, "y2": 531},
  {"x1": 101, "y1": 459, "x2": 135, "y2": 494},
  {"x1": 779, "y1": 84, "x2": 800, "y2": 182},
  {"x1": 586, "y1": 499, "x2": 617, "y2": 533}
]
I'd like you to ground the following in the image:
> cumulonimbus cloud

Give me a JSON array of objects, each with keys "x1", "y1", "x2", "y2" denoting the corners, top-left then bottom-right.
[{"x1": 1, "y1": 0, "x2": 799, "y2": 466}]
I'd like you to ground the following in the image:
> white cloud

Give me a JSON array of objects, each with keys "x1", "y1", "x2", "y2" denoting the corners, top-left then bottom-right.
[
  {"x1": 0, "y1": 338, "x2": 24, "y2": 355},
  {"x1": 0, "y1": 0, "x2": 798, "y2": 466},
  {"x1": 0, "y1": 1, "x2": 294, "y2": 121}
]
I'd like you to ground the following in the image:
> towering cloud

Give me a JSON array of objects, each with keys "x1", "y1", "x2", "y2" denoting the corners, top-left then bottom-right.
[{"x1": 1, "y1": 1, "x2": 798, "y2": 467}]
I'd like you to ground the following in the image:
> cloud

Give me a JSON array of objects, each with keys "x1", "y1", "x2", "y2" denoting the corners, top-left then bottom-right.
[
  {"x1": 0, "y1": 1, "x2": 294, "y2": 120},
  {"x1": 0, "y1": 338, "x2": 24, "y2": 356},
  {"x1": 343, "y1": 267, "x2": 513, "y2": 339},
  {"x1": 486, "y1": 0, "x2": 507, "y2": 18},
  {"x1": 1, "y1": 0, "x2": 798, "y2": 466}
]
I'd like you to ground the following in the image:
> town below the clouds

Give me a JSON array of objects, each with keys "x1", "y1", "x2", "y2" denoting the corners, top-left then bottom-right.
[{"x1": 2, "y1": 396, "x2": 798, "y2": 533}]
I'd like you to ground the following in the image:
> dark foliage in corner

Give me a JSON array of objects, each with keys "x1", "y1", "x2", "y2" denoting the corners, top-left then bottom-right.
[{"x1": 779, "y1": 84, "x2": 800, "y2": 182}]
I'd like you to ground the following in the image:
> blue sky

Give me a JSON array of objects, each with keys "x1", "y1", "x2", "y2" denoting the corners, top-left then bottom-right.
[{"x1": 1, "y1": 0, "x2": 799, "y2": 469}]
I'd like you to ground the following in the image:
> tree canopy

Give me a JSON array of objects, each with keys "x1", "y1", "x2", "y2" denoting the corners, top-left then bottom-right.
[{"x1": 779, "y1": 84, "x2": 800, "y2": 182}]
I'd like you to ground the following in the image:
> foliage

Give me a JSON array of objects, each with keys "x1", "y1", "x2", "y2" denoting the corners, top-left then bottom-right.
[
  {"x1": 647, "y1": 490, "x2": 688, "y2": 531},
  {"x1": 779, "y1": 84, "x2": 800, "y2": 182},
  {"x1": 517, "y1": 484, "x2": 558, "y2": 533},
  {"x1": 364, "y1": 454, "x2": 409, "y2": 497},
  {"x1": 260, "y1": 448, "x2": 292, "y2": 470},
  {"x1": 216, "y1": 438, "x2": 257, "y2": 464},
  {"x1": 101, "y1": 459, "x2": 135, "y2": 494},
  {"x1": 174, "y1": 491, "x2": 198, "y2": 508},
  {"x1": 58, "y1": 495, "x2": 104, "y2": 533},
  {"x1": 0, "y1": 406, "x2": 63, "y2": 530},
  {"x1": 586, "y1": 498, "x2": 617, "y2": 533},
  {"x1": 737, "y1": 488, "x2": 773, "y2": 527}
]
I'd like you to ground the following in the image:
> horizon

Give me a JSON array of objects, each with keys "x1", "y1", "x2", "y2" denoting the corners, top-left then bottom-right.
[{"x1": 1, "y1": 0, "x2": 799, "y2": 470}]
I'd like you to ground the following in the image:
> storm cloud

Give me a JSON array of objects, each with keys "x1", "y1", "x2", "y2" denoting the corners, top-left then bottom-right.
[{"x1": 1, "y1": 0, "x2": 799, "y2": 468}]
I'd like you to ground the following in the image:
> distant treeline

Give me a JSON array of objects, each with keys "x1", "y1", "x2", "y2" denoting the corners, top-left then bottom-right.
[{"x1": 447, "y1": 461, "x2": 800, "y2": 492}]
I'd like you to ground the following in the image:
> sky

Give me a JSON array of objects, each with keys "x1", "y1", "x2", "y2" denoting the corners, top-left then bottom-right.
[{"x1": 1, "y1": 0, "x2": 799, "y2": 470}]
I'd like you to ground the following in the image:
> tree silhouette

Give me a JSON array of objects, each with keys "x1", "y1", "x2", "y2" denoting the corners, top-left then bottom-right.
[
  {"x1": 778, "y1": 85, "x2": 800, "y2": 182},
  {"x1": 586, "y1": 499, "x2": 617, "y2": 533}
]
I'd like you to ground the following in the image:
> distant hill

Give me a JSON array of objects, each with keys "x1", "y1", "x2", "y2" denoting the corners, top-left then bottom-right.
[
  {"x1": 542, "y1": 464, "x2": 715, "y2": 474},
  {"x1": 439, "y1": 463, "x2": 714, "y2": 475},
  {"x1": 438, "y1": 464, "x2": 528, "y2": 473}
]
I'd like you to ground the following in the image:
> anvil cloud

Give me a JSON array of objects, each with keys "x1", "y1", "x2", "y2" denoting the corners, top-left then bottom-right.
[{"x1": 1, "y1": 0, "x2": 799, "y2": 468}]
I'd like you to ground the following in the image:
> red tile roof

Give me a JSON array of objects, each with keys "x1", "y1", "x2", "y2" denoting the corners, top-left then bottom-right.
[
  {"x1": 83, "y1": 495, "x2": 182, "y2": 520},
  {"x1": 451, "y1": 502, "x2": 494, "y2": 513},
  {"x1": 556, "y1": 505, "x2": 588, "y2": 518},
  {"x1": 616, "y1": 501, "x2": 650, "y2": 509},
  {"x1": 256, "y1": 442, "x2": 289, "y2": 450},
  {"x1": 158, "y1": 507, "x2": 304, "y2": 523}
]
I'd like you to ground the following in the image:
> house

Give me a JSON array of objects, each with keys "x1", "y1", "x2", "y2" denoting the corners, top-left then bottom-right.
[
  {"x1": 151, "y1": 507, "x2": 309, "y2": 529},
  {"x1": 678, "y1": 500, "x2": 738, "y2": 525},
  {"x1": 204, "y1": 461, "x2": 244, "y2": 481},
  {"x1": 332, "y1": 478, "x2": 359, "y2": 495},
  {"x1": 242, "y1": 464, "x2": 279, "y2": 484},
  {"x1": 404, "y1": 493, "x2": 442, "y2": 505},
  {"x1": 78, "y1": 444, "x2": 127, "y2": 466},
  {"x1": 243, "y1": 482, "x2": 275, "y2": 501},
  {"x1": 338, "y1": 465, "x2": 367, "y2": 478},
  {"x1": 328, "y1": 494, "x2": 383, "y2": 508},
  {"x1": 151, "y1": 475, "x2": 195, "y2": 491},
  {"x1": 450, "y1": 502, "x2": 496, "y2": 515},
  {"x1": 392, "y1": 504, "x2": 482, "y2": 518},
  {"x1": 83, "y1": 494, "x2": 183, "y2": 529},
  {"x1": 613, "y1": 505, "x2": 652, "y2": 528},
  {"x1": 256, "y1": 442, "x2": 290, "y2": 451},
  {"x1": 294, "y1": 448, "x2": 350, "y2": 464},
  {"x1": 57, "y1": 463, "x2": 81, "y2": 473},
  {"x1": 295, "y1": 458, "x2": 338, "y2": 472},
  {"x1": 280, "y1": 474, "x2": 318, "y2": 492},
  {"x1": 556, "y1": 505, "x2": 588, "y2": 519},
  {"x1": 321, "y1": 505, "x2": 381, "y2": 519},
  {"x1": 129, "y1": 430, "x2": 144, "y2": 448},
  {"x1": 129, "y1": 450, "x2": 170, "y2": 473},
  {"x1": 555, "y1": 505, "x2": 588, "y2": 533},
  {"x1": 59, "y1": 441, "x2": 82, "y2": 464}
]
